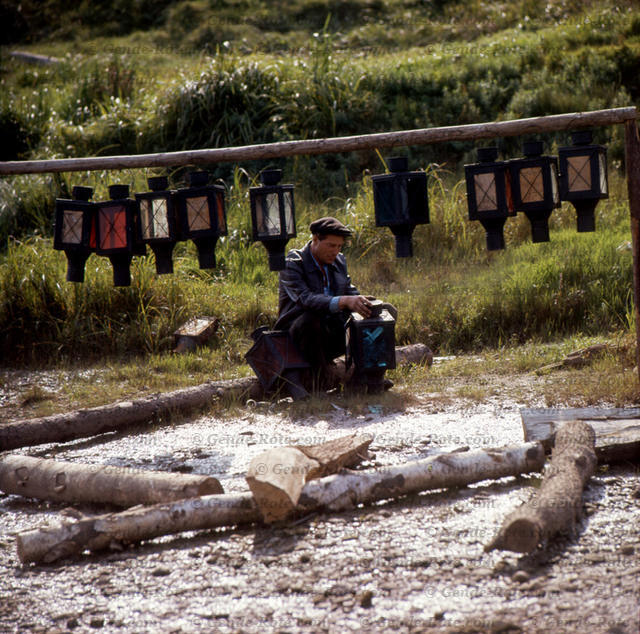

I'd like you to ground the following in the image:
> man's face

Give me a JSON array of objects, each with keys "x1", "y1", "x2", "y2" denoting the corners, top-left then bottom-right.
[{"x1": 311, "y1": 234, "x2": 345, "y2": 265}]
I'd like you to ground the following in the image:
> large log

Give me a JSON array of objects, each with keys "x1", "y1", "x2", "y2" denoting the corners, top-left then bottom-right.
[
  {"x1": 485, "y1": 420, "x2": 597, "y2": 554},
  {"x1": 0, "y1": 377, "x2": 261, "y2": 451},
  {"x1": 0, "y1": 108, "x2": 635, "y2": 175},
  {"x1": 0, "y1": 454, "x2": 223, "y2": 507},
  {"x1": 17, "y1": 441, "x2": 545, "y2": 564},
  {"x1": 0, "y1": 344, "x2": 431, "y2": 451},
  {"x1": 520, "y1": 406, "x2": 640, "y2": 463},
  {"x1": 246, "y1": 433, "x2": 373, "y2": 522}
]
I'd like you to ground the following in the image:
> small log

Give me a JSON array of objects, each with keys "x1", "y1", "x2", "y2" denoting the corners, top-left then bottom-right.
[
  {"x1": 10, "y1": 51, "x2": 61, "y2": 65},
  {"x1": 17, "y1": 441, "x2": 544, "y2": 564},
  {"x1": 246, "y1": 433, "x2": 373, "y2": 522},
  {"x1": 0, "y1": 454, "x2": 223, "y2": 507},
  {"x1": 0, "y1": 377, "x2": 261, "y2": 451},
  {"x1": 485, "y1": 420, "x2": 596, "y2": 554},
  {"x1": 534, "y1": 344, "x2": 609, "y2": 374}
]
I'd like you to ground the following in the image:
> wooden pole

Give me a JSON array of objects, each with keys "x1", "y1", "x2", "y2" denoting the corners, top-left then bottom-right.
[
  {"x1": 0, "y1": 107, "x2": 636, "y2": 175},
  {"x1": 624, "y1": 119, "x2": 640, "y2": 381}
]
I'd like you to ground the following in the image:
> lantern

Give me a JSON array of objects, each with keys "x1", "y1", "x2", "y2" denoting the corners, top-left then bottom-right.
[
  {"x1": 53, "y1": 185, "x2": 96, "y2": 283},
  {"x1": 345, "y1": 300, "x2": 396, "y2": 393},
  {"x1": 508, "y1": 141, "x2": 560, "y2": 243},
  {"x1": 558, "y1": 130, "x2": 608, "y2": 232},
  {"x1": 135, "y1": 175, "x2": 178, "y2": 274},
  {"x1": 249, "y1": 169, "x2": 296, "y2": 271},
  {"x1": 174, "y1": 171, "x2": 227, "y2": 269},
  {"x1": 464, "y1": 147, "x2": 515, "y2": 251},
  {"x1": 245, "y1": 327, "x2": 310, "y2": 400},
  {"x1": 371, "y1": 156, "x2": 429, "y2": 257},
  {"x1": 95, "y1": 184, "x2": 137, "y2": 287}
]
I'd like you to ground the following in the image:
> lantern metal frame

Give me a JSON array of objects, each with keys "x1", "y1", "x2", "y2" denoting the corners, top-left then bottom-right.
[
  {"x1": 371, "y1": 156, "x2": 429, "y2": 257},
  {"x1": 508, "y1": 141, "x2": 560, "y2": 243},
  {"x1": 464, "y1": 146, "x2": 515, "y2": 251},
  {"x1": 345, "y1": 300, "x2": 397, "y2": 393},
  {"x1": 558, "y1": 130, "x2": 608, "y2": 232},
  {"x1": 174, "y1": 171, "x2": 227, "y2": 269},
  {"x1": 135, "y1": 175, "x2": 178, "y2": 274},
  {"x1": 53, "y1": 185, "x2": 96, "y2": 283},
  {"x1": 249, "y1": 169, "x2": 297, "y2": 271},
  {"x1": 95, "y1": 184, "x2": 137, "y2": 287}
]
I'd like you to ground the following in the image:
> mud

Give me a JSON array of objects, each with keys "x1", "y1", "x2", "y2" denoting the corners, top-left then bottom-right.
[{"x1": 1, "y1": 390, "x2": 639, "y2": 633}]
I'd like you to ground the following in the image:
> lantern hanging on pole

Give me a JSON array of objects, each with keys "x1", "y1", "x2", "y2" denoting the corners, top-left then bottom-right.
[
  {"x1": 95, "y1": 184, "x2": 138, "y2": 287},
  {"x1": 135, "y1": 175, "x2": 178, "y2": 274},
  {"x1": 464, "y1": 147, "x2": 515, "y2": 251},
  {"x1": 508, "y1": 141, "x2": 560, "y2": 243},
  {"x1": 53, "y1": 185, "x2": 96, "y2": 283},
  {"x1": 558, "y1": 130, "x2": 608, "y2": 232},
  {"x1": 249, "y1": 169, "x2": 296, "y2": 271},
  {"x1": 345, "y1": 300, "x2": 396, "y2": 393},
  {"x1": 371, "y1": 156, "x2": 429, "y2": 258},
  {"x1": 174, "y1": 171, "x2": 227, "y2": 269}
]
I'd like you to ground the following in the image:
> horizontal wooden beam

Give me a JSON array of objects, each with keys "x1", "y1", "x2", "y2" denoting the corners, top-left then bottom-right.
[{"x1": 0, "y1": 107, "x2": 636, "y2": 175}]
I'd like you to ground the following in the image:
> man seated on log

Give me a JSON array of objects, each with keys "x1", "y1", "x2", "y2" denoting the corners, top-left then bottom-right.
[{"x1": 275, "y1": 216, "x2": 374, "y2": 389}]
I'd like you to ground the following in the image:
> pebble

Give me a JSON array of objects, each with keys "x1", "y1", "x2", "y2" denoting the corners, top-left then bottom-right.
[
  {"x1": 359, "y1": 590, "x2": 373, "y2": 608},
  {"x1": 150, "y1": 566, "x2": 172, "y2": 577},
  {"x1": 619, "y1": 543, "x2": 635, "y2": 555},
  {"x1": 512, "y1": 570, "x2": 530, "y2": 583}
]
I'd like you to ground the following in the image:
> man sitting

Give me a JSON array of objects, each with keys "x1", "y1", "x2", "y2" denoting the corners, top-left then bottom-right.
[{"x1": 275, "y1": 216, "x2": 373, "y2": 388}]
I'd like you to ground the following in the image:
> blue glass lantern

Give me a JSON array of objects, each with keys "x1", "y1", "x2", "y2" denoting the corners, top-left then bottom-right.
[{"x1": 371, "y1": 156, "x2": 429, "y2": 258}]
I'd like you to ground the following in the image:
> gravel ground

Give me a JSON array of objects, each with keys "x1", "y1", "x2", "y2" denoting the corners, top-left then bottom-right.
[{"x1": 1, "y1": 389, "x2": 639, "y2": 633}]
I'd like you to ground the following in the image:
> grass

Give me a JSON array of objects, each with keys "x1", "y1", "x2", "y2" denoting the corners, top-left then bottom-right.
[{"x1": 1, "y1": 0, "x2": 640, "y2": 417}]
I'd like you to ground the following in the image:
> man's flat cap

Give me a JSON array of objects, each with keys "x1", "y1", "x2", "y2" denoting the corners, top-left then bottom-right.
[{"x1": 309, "y1": 216, "x2": 352, "y2": 237}]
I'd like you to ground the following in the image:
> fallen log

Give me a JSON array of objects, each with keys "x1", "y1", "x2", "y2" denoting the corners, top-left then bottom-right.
[
  {"x1": 246, "y1": 433, "x2": 373, "y2": 522},
  {"x1": 0, "y1": 377, "x2": 261, "y2": 451},
  {"x1": 1, "y1": 344, "x2": 431, "y2": 451},
  {"x1": 485, "y1": 420, "x2": 596, "y2": 554},
  {"x1": 17, "y1": 441, "x2": 544, "y2": 564},
  {"x1": 0, "y1": 454, "x2": 223, "y2": 507}
]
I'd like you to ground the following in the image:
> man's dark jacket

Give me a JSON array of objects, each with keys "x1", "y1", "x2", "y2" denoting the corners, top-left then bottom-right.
[{"x1": 275, "y1": 241, "x2": 359, "y2": 330}]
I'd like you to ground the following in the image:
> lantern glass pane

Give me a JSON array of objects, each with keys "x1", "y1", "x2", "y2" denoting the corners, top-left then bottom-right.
[
  {"x1": 62, "y1": 210, "x2": 84, "y2": 244},
  {"x1": 256, "y1": 192, "x2": 281, "y2": 236},
  {"x1": 99, "y1": 204, "x2": 128, "y2": 250},
  {"x1": 283, "y1": 191, "x2": 294, "y2": 235},
  {"x1": 216, "y1": 191, "x2": 226, "y2": 232},
  {"x1": 599, "y1": 152, "x2": 608, "y2": 195},
  {"x1": 362, "y1": 325, "x2": 387, "y2": 369},
  {"x1": 375, "y1": 180, "x2": 396, "y2": 224},
  {"x1": 567, "y1": 155, "x2": 592, "y2": 192},
  {"x1": 186, "y1": 196, "x2": 211, "y2": 231},
  {"x1": 550, "y1": 164, "x2": 559, "y2": 204},
  {"x1": 140, "y1": 199, "x2": 170, "y2": 239},
  {"x1": 474, "y1": 173, "x2": 498, "y2": 212},
  {"x1": 519, "y1": 167, "x2": 544, "y2": 203},
  {"x1": 398, "y1": 180, "x2": 409, "y2": 221}
]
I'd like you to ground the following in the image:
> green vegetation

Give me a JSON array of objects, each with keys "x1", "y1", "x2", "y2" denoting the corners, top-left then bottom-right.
[{"x1": 0, "y1": 0, "x2": 639, "y2": 411}]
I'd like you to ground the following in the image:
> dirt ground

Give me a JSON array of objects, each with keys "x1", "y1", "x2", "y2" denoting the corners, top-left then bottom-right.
[{"x1": 0, "y1": 373, "x2": 639, "y2": 633}]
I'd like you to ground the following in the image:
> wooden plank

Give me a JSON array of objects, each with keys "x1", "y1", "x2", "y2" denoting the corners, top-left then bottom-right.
[
  {"x1": 0, "y1": 107, "x2": 636, "y2": 175},
  {"x1": 520, "y1": 407, "x2": 640, "y2": 463}
]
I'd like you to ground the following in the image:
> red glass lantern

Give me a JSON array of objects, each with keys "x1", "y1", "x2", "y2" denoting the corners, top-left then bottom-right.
[{"x1": 95, "y1": 184, "x2": 137, "y2": 287}]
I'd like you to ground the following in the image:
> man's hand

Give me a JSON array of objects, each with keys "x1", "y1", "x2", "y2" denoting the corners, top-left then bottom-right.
[{"x1": 338, "y1": 295, "x2": 372, "y2": 318}]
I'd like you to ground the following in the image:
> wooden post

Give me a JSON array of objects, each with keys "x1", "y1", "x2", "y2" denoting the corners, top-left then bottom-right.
[{"x1": 624, "y1": 119, "x2": 640, "y2": 380}]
